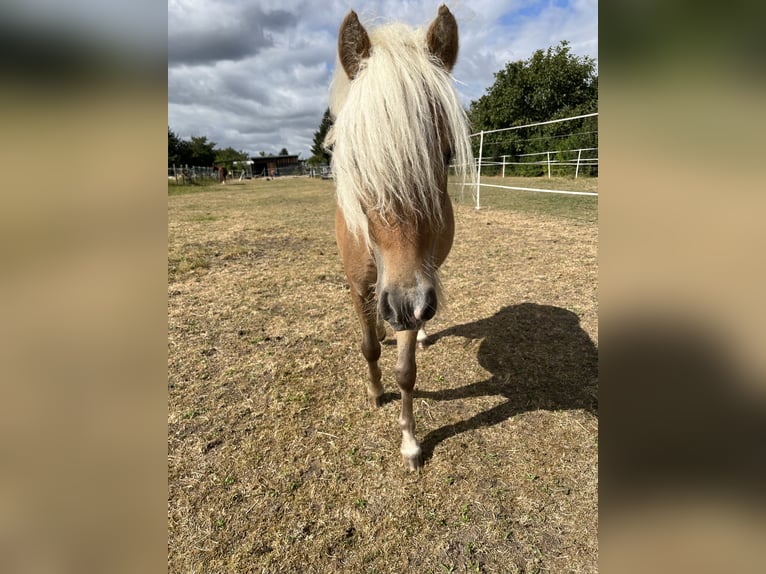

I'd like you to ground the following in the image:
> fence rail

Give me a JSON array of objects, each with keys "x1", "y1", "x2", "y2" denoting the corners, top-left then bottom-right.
[
  {"x1": 167, "y1": 165, "x2": 217, "y2": 183},
  {"x1": 168, "y1": 163, "x2": 310, "y2": 183},
  {"x1": 458, "y1": 113, "x2": 599, "y2": 209}
]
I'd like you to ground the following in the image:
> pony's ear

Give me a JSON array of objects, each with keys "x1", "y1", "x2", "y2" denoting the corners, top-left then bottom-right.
[
  {"x1": 338, "y1": 10, "x2": 371, "y2": 79},
  {"x1": 426, "y1": 5, "x2": 459, "y2": 72}
]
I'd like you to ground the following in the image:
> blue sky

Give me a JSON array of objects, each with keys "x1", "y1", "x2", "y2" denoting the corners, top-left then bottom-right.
[
  {"x1": 500, "y1": 0, "x2": 569, "y2": 24},
  {"x1": 167, "y1": 0, "x2": 597, "y2": 159}
]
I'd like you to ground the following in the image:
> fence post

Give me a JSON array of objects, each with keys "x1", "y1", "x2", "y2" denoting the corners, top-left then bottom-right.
[
  {"x1": 546, "y1": 151, "x2": 551, "y2": 179},
  {"x1": 501, "y1": 155, "x2": 507, "y2": 178},
  {"x1": 476, "y1": 130, "x2": 484, "y2": 210},
  {"x1": 575, "y1": 149, "x2": 582, "y2": 179}
]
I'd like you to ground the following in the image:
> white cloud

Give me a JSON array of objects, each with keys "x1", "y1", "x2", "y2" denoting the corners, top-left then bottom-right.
[{"x1": 168, "y1": 0, "x2": 597, "y2": 159}]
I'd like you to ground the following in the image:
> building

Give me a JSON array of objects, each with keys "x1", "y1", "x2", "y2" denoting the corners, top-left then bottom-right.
[{"x1": 250, "y1": 154, "x2": 301, "y2": 177}]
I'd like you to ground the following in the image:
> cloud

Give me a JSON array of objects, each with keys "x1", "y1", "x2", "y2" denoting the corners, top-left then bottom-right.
[
  {"x1": 168, "y1": 4, "x2": 299, "y2": 65},
  {"x1": 167, "y1": 1, "x2": 598, "y2": 159},
  {"x1": 169, "y1": 28, "x2": 271, "y2": 66},
  {"x1": 453, "y1": 0, "x2": 598, "y2": 103}
]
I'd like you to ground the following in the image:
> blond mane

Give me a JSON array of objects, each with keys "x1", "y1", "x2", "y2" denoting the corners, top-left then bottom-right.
[{"x1": 324, "y1": 21, "x2": 474, "y2": 245}]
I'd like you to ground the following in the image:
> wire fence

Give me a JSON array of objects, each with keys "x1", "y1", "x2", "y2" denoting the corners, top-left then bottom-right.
[
  {"x1": 167, "y1": 163, "x2": 311, "y2": 184},
  {"x1": 167, "y1": 165, "x2": 216, "y2": 183}
]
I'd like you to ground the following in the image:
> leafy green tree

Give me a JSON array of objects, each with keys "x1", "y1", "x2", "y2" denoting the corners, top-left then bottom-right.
[
  {"x1": 168, "y1": 126, "x2": 180, "y2": 161},
  {"x1": 309, "y1": 108, "x2": 333, "y2": 165},
  {"x1": 278, "y1": 148, "x2": 289, "y2": 156},
  {"x1": 470, "y1": 41, "x2": 597, "y2": 128},
  {"x1": 168, "y1": 127, "x2": 190, "y2": 166},
  {"x1": 468, "y1": 41, "x2": 598, "y2": 176},
  {"x1": 215, "y1": 146, "x2": 249, "y2": 165},
  {"x1": 187, "y1": 135, "x2": 217, "y2": 166}
]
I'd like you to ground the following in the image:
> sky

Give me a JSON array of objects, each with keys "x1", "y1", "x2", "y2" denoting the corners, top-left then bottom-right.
[{"x1": 168, "y1": 0, "x2": 598, "y2": 159}]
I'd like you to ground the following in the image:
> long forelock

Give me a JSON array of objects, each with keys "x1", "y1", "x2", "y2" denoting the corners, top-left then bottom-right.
[{"x1": 325, "y1": 22, "x2": 474, "y2": 246}]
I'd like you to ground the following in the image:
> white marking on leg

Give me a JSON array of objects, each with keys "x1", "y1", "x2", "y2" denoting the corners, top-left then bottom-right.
[
  {"x1": 395, "y1": 330, "x2": 422, "y2": 468},
  {"x1": 399, "y1": 414, "x2": 422, "y2": 459},
  {"x1": 400, "y1": 433, "x2": 422, "y2": 460}
]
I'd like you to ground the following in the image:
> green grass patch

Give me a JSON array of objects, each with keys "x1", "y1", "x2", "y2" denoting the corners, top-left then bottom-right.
[
  {"x1": 168, "y1": 245, "x2": 212, "y2": 278},
  {"x1": 168, "y1": 178, "x2": 220, "y2": 195},
  {"x1": 451, "y1": 176, "x2": 597, "y2": 222}
]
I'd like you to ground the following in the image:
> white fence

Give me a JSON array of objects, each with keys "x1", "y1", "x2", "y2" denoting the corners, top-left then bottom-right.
[
  {"x1": 458, "y1": 112, "x2": 599, "y2": 209},
  {"x1": 167, "y1": 165, "x2": 216, "y2": 183}
]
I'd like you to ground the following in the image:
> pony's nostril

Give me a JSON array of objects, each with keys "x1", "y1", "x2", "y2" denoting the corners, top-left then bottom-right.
[
  {"x1": 415, "y1": 287, "x2": 437, "y2": 321},
  {"x1": 425, "y1": 287, "x2": 438, "y2": 318},
  {"x1": 379, "y1": 290, "x2": 395, "y2": 323},
  {"x1": 380, "y1": 289, "x2": 416, "y2": 330}
]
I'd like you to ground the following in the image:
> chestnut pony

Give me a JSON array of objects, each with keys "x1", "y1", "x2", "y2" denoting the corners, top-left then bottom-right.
[
  {"x1": 325, "y1": 5, "x2": 474, "y2": 470},
  {"x1": 213, "y1": 165, "x2": 228, "y2": 184}
]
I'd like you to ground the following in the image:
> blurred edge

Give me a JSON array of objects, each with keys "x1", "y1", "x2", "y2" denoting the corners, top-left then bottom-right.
[
  {"x1": 600, "y1": 1, "x2": 766, "y2": 572},
  {"x1": 0, "y1": 5, "x2": 167, "y2": 574},
  {"x1": 3, "y1": 0, "x2": 766, "y2": 572}
]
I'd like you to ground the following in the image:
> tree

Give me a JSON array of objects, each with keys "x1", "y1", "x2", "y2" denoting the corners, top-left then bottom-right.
[
  {"x1": 278, "y1": 148, "x2": 289, "y2": 156},
  {"x1": 168, "y1": 127, "x2": 190, "y2": 166},
  {"x1": 309, "y1": 108, "x2": 333, "y2": 165},
  {"x1": 168, "y1": 126, "x2": 180, "y2": 161},
  {"x1": 468, "y1": 41, "x2": 598, "y2": 175},
  {"x1": 469, "y1": 41, "x2": 597, "y2": 129},
  {"x1": 186, "y1": 135, "x2": 217, "y2": 166},
  {"x1": 215, "y1": 146, "x2": 249, "y2": 165}
]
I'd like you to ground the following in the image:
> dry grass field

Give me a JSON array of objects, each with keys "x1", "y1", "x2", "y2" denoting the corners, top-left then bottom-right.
[{"x1": 168, "y1": 175, "x2": 598, "y2": 573}]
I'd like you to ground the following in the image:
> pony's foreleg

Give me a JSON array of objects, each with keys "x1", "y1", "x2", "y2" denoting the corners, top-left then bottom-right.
[
  {"x1": 395, "y1": 329, "x2": 422, "y2": 470},
  {"x1": 351, "y1": 286, "x2": 384, "y2": 408}
]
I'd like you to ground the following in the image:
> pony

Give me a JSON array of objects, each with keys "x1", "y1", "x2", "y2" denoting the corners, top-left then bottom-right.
[
  {"x1": 324, "y1": 5, "x2": 474, "y2": 470},
  {"x1": 213, "y1": 165, "x2": 228, "y2": 184}
]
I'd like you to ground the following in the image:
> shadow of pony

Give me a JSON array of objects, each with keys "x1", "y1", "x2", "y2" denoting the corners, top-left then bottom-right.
[{"x1": 414, "y1": 303, "x2": 598, "y2": 461}]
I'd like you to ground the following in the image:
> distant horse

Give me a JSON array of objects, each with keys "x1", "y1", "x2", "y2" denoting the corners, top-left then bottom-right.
[
  {"x1": 324, "y1": 5, "x2": 474, "y2": 470},
  {"x1": 213, "y1": 165, "x2": 228, "y2": 184}
]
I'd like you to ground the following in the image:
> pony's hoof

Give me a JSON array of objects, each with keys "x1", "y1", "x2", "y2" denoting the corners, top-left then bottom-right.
[
  {"x1": 369, "y1": 395, "x2": 383, "y2": 409},
  {"x1": 402, "y1": 453, "x2": 423, "y2": 471}
]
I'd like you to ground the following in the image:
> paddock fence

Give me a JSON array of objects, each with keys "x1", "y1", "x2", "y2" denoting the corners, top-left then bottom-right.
[
  {"x1": 451, "y1": 112, "x2": 599, "y2": 209},
  {"x1": 168, "y1": 165, "x2": 217, "y2": 184},
  {"x1": 168, "y1": 162, "x2": 310, "y2": 184}
]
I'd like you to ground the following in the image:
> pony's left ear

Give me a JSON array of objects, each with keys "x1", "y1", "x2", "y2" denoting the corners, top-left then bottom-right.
[
  {"x1": 338, "y1": 10, "x2": 371, "y2": 79},
  {"x1": 426, "y1": 5, "x2": 459, "y2": 72}
]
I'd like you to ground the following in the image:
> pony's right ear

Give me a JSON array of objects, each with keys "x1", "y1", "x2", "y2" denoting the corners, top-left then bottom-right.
[{"x1": 338, "y1": 10, "x2": 371, "y2": 79}]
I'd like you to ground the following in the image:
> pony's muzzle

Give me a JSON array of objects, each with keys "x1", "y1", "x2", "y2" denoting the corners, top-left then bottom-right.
[{"x1": 379, "y1": 286, "x2": 437, "y2": 331}]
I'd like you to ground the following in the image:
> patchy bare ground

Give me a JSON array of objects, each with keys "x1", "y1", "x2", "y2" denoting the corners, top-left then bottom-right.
[{"x1": 168, "y1": 176, "x2": 598, "y2": 573}]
